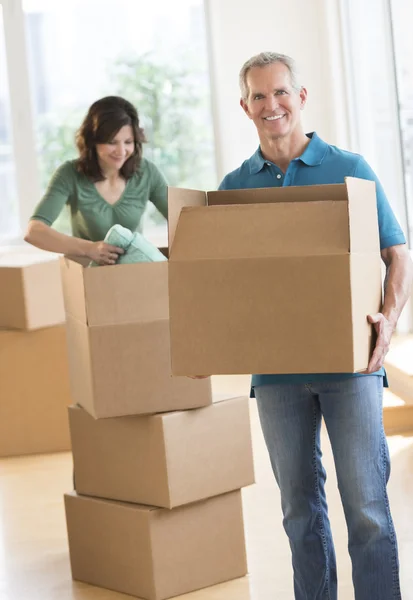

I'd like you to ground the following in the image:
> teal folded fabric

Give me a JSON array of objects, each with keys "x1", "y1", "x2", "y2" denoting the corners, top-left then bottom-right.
[{"x1": 89, "y1": 224, "x2": 167, "y2": 266}]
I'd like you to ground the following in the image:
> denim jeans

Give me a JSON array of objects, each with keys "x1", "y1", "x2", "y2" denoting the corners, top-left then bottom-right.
[{"x1": 254, "y1": 376, "x2": 401, "y2": 600}]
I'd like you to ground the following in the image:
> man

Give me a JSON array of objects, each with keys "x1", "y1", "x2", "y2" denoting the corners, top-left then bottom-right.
[{"x1": 219, "y1": 52, "x2": 413, "y2": 600}]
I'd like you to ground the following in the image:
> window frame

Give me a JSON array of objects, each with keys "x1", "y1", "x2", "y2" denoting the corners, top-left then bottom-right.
[{"x1": 1, "y1": 0, "x2": 40, "y2": 241}]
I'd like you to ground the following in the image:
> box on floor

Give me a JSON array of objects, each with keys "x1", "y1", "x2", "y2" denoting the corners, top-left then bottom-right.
[
  {"x1": 65, "y1": 489, "x2": 248, "y2": 600},
  {"x1": 0, "y1": 326, "x2": 72, "y2": 456}
]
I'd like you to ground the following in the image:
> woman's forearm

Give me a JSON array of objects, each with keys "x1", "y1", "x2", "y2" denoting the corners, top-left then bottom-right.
[{"x1": 24, "y1": 220, "x2": 93, "y2": 258}]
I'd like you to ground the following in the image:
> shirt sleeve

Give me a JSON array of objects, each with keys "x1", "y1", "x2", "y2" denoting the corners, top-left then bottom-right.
[
  {"x1": 148, "y1": 162, "x2": 168, "y2": 220},
  {"x1": 30, "y1": 162, "x2": 73, "y2": 226},
  {"x1": 218, "y1": 175, "x2": 230, "y2": 190},
  {"x1": 353, "y1": 157, "x2": 406, "y2": 249}
]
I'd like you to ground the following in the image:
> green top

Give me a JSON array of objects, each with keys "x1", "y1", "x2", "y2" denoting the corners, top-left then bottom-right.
[{"x1": 30, "y1": 158, "x2": 168, "y2": 241}]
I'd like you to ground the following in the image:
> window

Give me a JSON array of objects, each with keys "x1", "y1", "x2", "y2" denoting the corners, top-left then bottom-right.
[
  {"x1": 340, "y1": 0, "x2": 413, "y2": 332},
  {"x1": 0, "y1": 5, "x2": 19, "y2": 240},
  {"x1": 389, "y1": 0, "x2": 413, "y2": 246},
  {"x1": 22, "y1": 0, "x2": 216, "y2": 245},
  {"x1": 339, "y1": 0, "x2": 408, "y2": 240}
]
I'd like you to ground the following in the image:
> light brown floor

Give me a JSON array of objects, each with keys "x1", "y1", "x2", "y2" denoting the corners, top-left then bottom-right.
[{"x1": 0, "y1": 375, "x2": 412, "y2": 600}]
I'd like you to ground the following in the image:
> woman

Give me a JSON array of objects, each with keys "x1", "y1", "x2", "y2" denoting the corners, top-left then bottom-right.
[{"x1": 25, "y1": 96, "x2": 168, "y2": 265}]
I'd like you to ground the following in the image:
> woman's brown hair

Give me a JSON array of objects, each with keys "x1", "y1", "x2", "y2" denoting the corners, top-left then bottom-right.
[{"x1": 76, "y1": 96, "x2": 146, "y2": 181}]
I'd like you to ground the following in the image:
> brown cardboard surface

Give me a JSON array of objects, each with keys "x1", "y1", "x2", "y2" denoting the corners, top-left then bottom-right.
[
  {"x1": 170, "y1": 201, "x2": 350, "y2": 260},
  {"x1": 60, "y1": 257, "x2": 212, "y2": 418},
  {"x1": 167, "y1": 188, "x2": 207, "y2": 247},
  {"x1": 350, "y1": 253, "x2": 383, "y2": 371},
  {"x1": 170, "y1": 255, "x2": 356, "y2": 375},
  {"x1": 61, "y1": 258, "x2": 169, "y2": 326},
  {"x1": 168, "y1": 178, "x2": 382, "y2": 375},
  {"x1": 69, "y1": 396, "x2": 255, "y2": 508},
  {"x1": 207, "y1": 182, "x2": 349, "y2": 206},
  {"x1": 0, "y1": 253, "x2": 65, "y2": 330},
  {"x1": 65, "y1": 490, "x2": 247, "y2": 600},
  {"x1": 0, "y1": 326, "x2": 72, "y2": 456}
]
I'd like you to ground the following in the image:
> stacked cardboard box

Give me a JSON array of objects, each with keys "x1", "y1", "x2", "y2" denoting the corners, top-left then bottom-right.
[
  {"x1": 0, "y1": 250, "x2": 71, "y2": 457},
  {"x1": 61, "y1": 256, "x2": 255, "y2": 600}
]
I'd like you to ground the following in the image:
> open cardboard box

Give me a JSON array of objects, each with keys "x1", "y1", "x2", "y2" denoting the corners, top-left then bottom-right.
[
  {"x1": 167, "y1": 178, "x2": 382, "y2": 376},
  {"x1": 60, "y1": 255, "x2": 212, "y2": 418}
]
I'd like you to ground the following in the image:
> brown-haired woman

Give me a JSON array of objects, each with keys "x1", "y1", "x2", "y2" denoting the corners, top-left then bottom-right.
[{"x1": 25, "y1": 96, "x2": 168, "y2": 265}]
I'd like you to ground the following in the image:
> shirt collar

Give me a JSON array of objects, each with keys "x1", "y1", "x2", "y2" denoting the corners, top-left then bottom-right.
[
  {"x1": 248, "y1": 131, "x2": 328, "y2": 174},
  {"x1": 299, "y1": 132, "x2": 328, "y2": 166}
]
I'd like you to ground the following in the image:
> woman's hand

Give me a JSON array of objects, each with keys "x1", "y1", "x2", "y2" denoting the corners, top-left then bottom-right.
[{"x1": 87, "y1": 241, "x2": 124, "y2": 265}]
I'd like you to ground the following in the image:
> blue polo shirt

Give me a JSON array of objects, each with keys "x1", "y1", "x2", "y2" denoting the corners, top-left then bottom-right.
[{"x1": 218, "y1": 132, "x2": 406, "y2": 392}]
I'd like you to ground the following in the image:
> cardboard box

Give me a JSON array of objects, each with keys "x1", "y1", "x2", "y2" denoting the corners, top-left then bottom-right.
[
  {"x1": 60, "y1": 257, "x2": 212, "y2": 418},
  {"x1": 69, "y1": 395, "x2": 255, "y2": 508},
  {"x1": 0, "y1": 326, "x2": 71, "y2": 456},
  {"x1": 0, "y1": 251, "x2": 65, "y2": 330},
  {"x1": 168, "y1": 178, "x2": 382, "y2": 375},
  {"x1": 65, "y1": 490, "x2": 247, "y2": 600}
]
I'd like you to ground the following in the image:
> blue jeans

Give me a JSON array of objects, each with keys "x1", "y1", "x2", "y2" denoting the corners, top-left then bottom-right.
[{"x1": 254, "y1": 376, "x2": 401, "y2": 600}]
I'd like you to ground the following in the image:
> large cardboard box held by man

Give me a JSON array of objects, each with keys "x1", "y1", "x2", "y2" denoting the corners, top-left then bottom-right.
[
  {"x1": 0, "y1": 326, "x2": 72, "y2": 456},
  {"x1": 65, "y1": 490, "x2": 248, "y2": 600},
  {"x1": 69, "y1": 395, "x2": 255, "y2": 508},
  {"x1": 168, "y1": 178, "x2": 383, "y2": 376},
  {"x1": 0, "y1": 251, "x2": 65, "y2": 330},
  {"x1": 60, "y1": 257, "x2": 212, "y2": 418}
]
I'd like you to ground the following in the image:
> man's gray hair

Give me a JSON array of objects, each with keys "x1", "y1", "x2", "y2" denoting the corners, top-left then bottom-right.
[{"x1": 239, "y1": 52, "x2": 301, "y2": 100}]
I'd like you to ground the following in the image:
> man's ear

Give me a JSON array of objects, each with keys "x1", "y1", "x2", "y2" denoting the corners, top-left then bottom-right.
[
  {"x1": 240, "y1": 98, "x2": 252, "y2": 119},
  {"x1": 299, "y1": 87, "x2": 308, "y2": 110}
]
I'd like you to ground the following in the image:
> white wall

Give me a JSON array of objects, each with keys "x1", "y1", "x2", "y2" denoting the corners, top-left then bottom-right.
[{"x1": 205, "y1": 0, "x2": 350, "y2": 181}]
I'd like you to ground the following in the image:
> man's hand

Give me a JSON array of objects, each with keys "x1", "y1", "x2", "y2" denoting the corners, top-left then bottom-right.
[{"x1": 364, "y1": 313, "x2": 395, "y2": 374}]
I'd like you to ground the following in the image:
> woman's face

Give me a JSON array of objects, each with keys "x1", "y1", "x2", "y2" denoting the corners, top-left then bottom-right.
[{"x1": 95, "y1": 125, "x2": 135, "y2": 172}]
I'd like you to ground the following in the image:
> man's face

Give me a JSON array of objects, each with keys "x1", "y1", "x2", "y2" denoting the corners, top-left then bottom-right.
[{"x1": 241, "y1": 62, "x2": 307, "y2": 142}]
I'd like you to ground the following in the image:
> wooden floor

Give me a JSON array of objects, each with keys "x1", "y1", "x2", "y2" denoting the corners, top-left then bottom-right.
[{"x1": 0, "y1": 376, "x2": 413, "y2": 600}]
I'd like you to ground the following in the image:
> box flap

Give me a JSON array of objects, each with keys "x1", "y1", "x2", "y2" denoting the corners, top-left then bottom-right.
[
  {"x1": 207, "y1": 183, "x2": 348, "y2": 206},
  {"x1": 168, "y1": 187, "x2": 207, "y2": 249},
  {"x1": 345, "y1": 177, "x2": 380, "y2": 254},
  {"x1": 60, "y1": 257, "x2": 88, "y2": 324},
  {"x1": 170, "y1": 201, "x2": 350, "y2": 261},
  {"x1": 61, "y1": 256, "x2": 169, "y2": 326}
]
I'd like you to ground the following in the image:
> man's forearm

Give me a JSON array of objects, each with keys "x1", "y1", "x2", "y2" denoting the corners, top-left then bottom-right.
[{"x1": 382, "y1": 250, "x2": 413, "y2": 328}]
